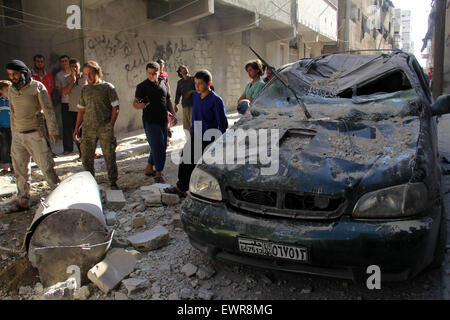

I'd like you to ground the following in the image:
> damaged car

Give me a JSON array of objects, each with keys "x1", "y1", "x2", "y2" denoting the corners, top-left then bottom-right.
[{"x1": 181, "y1": 52, "x2": 448, "y2": 282}]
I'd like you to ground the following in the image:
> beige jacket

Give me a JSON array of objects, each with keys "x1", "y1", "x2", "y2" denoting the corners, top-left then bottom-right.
[{"x1": 9, "y1": 79, "x2": 58, "y2": 135}]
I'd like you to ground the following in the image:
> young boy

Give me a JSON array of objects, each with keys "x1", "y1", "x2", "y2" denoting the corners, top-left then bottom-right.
[
  {"x1": 0, "y1": 80, "x2": 12, "y2": 173},
  {"x1": 165, "y1": 69, "x2": 228, "y2": 196}
]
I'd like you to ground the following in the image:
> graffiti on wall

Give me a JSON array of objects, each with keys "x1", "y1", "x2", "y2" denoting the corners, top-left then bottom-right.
[{"x1": 86, "y1": 30, "x2": 193, "y2": 87}]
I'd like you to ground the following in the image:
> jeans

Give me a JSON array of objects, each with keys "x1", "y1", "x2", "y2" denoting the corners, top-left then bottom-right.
[{"x1": 144, "y1": 121, "x2": 168, "y2": 172}]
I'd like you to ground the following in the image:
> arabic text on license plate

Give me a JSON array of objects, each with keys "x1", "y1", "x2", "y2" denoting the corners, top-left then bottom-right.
[{"x1": 238, "y1": 238, "x2": 308, "y2": 262}]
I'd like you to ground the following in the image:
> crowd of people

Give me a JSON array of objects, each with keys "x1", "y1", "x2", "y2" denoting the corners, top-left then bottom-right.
[{"x1": 0, "y1": 54, "x2": 272, "y2": 213}]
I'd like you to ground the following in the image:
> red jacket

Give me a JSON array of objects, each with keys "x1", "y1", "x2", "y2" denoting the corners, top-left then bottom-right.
[{"x1": 31, "y1": 69, "x2": 54, "y2": 99}]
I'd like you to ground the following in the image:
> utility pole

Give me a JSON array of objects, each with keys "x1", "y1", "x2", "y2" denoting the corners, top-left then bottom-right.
[
  {"x1": 432, "y1": 0, "x2": 447, "y2": 99},
  {"x1": 337, "y1": 0, "x2": 351, "y2": 52}
]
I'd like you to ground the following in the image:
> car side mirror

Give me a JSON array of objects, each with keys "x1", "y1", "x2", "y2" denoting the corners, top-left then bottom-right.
[{"x1": 431, "y1": 94, "x2": 450, "y2": 116}]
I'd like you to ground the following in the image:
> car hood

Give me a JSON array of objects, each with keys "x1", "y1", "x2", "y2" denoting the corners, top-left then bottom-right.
[{"x1": 200, "y1": 113, "x2": 420, "y2": 199}]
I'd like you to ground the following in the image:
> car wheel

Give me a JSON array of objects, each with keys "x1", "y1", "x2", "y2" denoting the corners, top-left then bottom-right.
[{"x1": 429, "y1": 202, "x2": 447, "y2": 269}]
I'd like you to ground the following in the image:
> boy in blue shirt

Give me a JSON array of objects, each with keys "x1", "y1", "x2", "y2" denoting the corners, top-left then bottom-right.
[
  {"x1": 0, "y1": 80, "x2": 12, "y2": 173},
  {"x1": 165, "y1": 70, "x2": 228, "y2": 196}
]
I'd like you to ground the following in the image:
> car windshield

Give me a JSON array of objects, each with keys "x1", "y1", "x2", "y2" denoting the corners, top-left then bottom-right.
[{"x1": 252, "y1": 74, "x2": 421, "y2": 122}]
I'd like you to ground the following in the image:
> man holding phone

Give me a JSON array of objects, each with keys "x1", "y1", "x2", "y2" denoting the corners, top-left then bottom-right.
[{"x1": 133, "y1": 61, "x2": 177, "y2": 183}]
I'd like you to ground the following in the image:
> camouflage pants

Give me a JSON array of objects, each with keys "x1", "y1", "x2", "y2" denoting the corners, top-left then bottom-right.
[
  {"x1": 81, "y1": 124, "x2": 118, "y2": 183},
  {"x1": 11, "y1": 129, "x2": 60, "y2": 201}
]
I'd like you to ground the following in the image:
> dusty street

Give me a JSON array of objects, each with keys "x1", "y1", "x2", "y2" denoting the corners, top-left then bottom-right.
[{"x1": 0, "y1": 113, "x2": 449, "y2": 301}]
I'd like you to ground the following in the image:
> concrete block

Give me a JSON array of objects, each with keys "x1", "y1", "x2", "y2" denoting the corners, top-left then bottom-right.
[
  {"x1": 162, "y1": 193, "x2": 180, "y2": 206},
  {"x1": 181, "y1": 263, "x2": 198, "y2": 277},
  {"x1": 121, "y1": 278, "x2": 147, "y2": 295},
  {"x1": 105, "y1": 190, "x2": 126, "y2": 209},
  {"x1": 87, "y1": 249, "x2": 137, "y2": 293},
  {"x1": 171, "y1": 214, "x2": 183, "y2": 228},
  {"x1": 140, "y1": 189, "x2": 162, "y2": 207},
  {"x1": 127, "y1": 225, "x2": 170, "y2": 251},
  {"x1": 105, "y1": 211, "x2": 117, "y2": 226},
  {"x1": 196, "y1": 267, "x2": 215, "y2": 280},
  {"x1": 132, "y1": 214, "x2": 146, "y2": 228}
]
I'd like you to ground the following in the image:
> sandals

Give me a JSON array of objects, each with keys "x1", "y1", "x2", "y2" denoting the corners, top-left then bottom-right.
[
  {"x1": 145, "y1": 170, "x2": 156, "y2": 177},
  {"x1": 164, "y1": 186, "x2": 187, "y2": 198},
  {"x1": 154, "y1": 176, "x2": 165, "y2": 184}
]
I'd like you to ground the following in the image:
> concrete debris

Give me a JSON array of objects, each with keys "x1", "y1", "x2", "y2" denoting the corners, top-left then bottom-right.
[
  {"x1": 127, "y1": 225, "x2": 170, "y2": 251},
  {"x1": 140, "y1": 184, "x2": 171, "y2": 192},
  {"x1": 124, "y1": 226, "x2": 132, "y2": 232},
  {"x1": 74, "y1": 286, "x2": 91, "y2": 300},
  {"x1": 196, "y1": 267, "x2": 215, "y2": 280},
  {"x1": 198, "y1": 287, "x2": 214, "y2": 300},
  {"x1": 105, "y1": 211, "x2": 117, "y2": 226},
  {"x1": 132, "y1": 214, "x2": 146, "y2": 228},
  {"x1": 19, "y1": 286, "x2": 33, "y2": 296},
  {"x1": 114, "y1": 292, "x2": 130, "y2": 300},
  {"x1": 42, "y1": 277, "x2": 78, "y2": 300},
  {"x1": 140, "y1": 189, "x2": 162, "y2": 207},
  {"x1": 105, "y1": 190, "x2": 126, "y2": 209},
  {"x1": 121, "y1": 278, "x2": 147, "y2": 295},
  {"x1": 260, "y1": 274, "x2": 273, "y2": 285},
  {"x1": 161, "y1": 193, "x2": 180, "y2": 206},
  {"x1": 181, "y1": 263, "x2": 198, "y2": 277},
  {"x1": 87, "y1": 248, "x2": 137, "y2": 293},
  {"x1": 171, "y1": 214, "x2": 183, "y2": 228},
  {"x1": 180, "y1": 287, "x2": 194, "y2": 300},
  {"x1": 34, "y1": 283, "x2": 44, "y2": 295},
  {"x1": 168, "y1": 292, "x2": 179, "y2": 300}
]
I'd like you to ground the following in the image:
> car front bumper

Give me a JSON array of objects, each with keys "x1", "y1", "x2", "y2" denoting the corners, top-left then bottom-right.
[{"x1": 181, "y1": 195, "x2": 441, "y2": 282}]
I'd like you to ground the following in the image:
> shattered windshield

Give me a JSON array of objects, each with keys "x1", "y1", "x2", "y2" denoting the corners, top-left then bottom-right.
[{"x1": 252, "y1": 73, "x2": 421, "y2": 121}]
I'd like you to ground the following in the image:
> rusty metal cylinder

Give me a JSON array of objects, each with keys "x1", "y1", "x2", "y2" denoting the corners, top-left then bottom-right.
[{"x1": 26, "y1": 171, "x2": 113, "y2": 287}]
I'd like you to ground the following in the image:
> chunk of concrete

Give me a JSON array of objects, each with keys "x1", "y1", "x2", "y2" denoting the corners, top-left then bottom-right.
[
  {"x1": 105, "y1": 211, "x2": 117, "y2": 226},
  {"x1": 132, "y1": 214, "x2": 146, "y2": 228},
  {"x1": 73, "y1": 286, "x2": 90, "y2": 300},
  {"x1": 121, "y1": 278, "x2": 147, "y2": 295},
  {"x1": 127, "y1": 226, "x2": 170, "y2": 251},
  {"x1": 140, "y1": 190, "x2": 162, "y2": 207},
  {"x1": 181, "y1": 263, "x2": 198, "y2": 277},
  {"x1": 105, "y1": 190, "x2": 126, "y2": 209},
  {"x1": 87, "y1": 248, "x2": 137, "y2": 293},
  {"x1": 196, "y1": 267, "x2": 215, "y2": 280},
  {"x1": 171, "y1": 214, "x2": 183, "y2": 228},
  {"x1": 140, "y1": 184, "x2": 171, "y2": 192},
  {"x1": 162, "y1": 193, "x2": 180, "y2": 206}
]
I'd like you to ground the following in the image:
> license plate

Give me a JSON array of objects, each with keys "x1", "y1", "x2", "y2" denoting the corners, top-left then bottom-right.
[{"x1": 238, "y1": 237, "x2": 308, "y2": 262}]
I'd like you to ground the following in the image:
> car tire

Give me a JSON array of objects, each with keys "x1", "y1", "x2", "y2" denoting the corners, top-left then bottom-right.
[{"x1": 429, "y1": 203, "x2": 447, "y2": 269}]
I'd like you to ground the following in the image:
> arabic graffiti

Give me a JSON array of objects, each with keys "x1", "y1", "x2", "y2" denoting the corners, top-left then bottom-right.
[
  {"x1": 86, "y1": 31, "x2": 194, "y2": 87},
  {"x1": 152, "y1": 39, "x2": 193, "y2": 72}
]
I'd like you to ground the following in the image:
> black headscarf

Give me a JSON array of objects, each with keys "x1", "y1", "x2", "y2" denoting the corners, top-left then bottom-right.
[{"x1": 6, "y1": 60, "x2": 32, "y2": 90}]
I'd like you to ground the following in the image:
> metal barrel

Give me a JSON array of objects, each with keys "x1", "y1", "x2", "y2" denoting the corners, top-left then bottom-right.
[{"x1": 25, "y1": 171, "x2": 113, "y2": 287}]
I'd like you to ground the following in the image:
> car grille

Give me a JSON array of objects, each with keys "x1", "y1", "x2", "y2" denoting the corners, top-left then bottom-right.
[{"x1": 227, "y1": 188, "x2": 346, "y2": 220}]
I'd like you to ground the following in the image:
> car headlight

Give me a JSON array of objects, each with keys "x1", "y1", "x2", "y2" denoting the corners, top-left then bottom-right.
[
  {"x1": 189, "y1": 168, "x2": 222, "y2": 201},
  {"x1": 352, "y1": 183, "x2": 428, "y2": 218}
]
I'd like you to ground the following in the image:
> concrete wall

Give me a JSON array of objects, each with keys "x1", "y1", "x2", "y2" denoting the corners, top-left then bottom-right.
[
  {"x1": 82, "y1": 0, "x2": 280, "y2": 133},
  {"x1": 298, "y1": 0, "x2": 337, "y2": 42}
]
